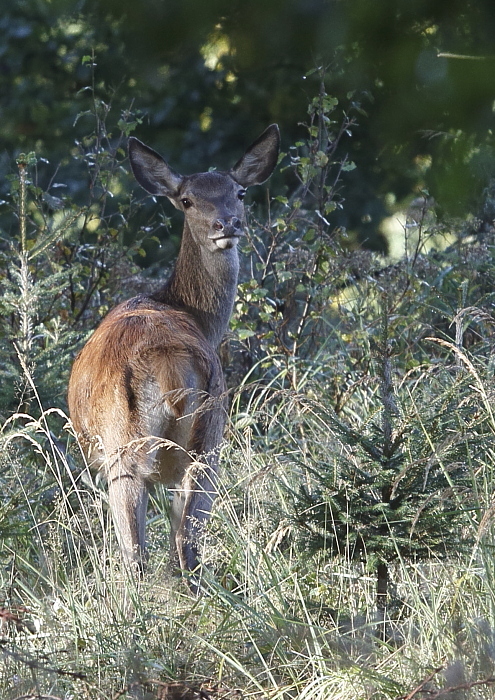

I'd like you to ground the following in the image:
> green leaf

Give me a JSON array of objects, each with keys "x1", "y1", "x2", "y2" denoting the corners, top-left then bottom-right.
[
  {"x1": 237, "y1": 328, "x2": 255, "y2": 340},
  {"x1": 342, "y1": 161, "x2": 356, "y2": 172}
]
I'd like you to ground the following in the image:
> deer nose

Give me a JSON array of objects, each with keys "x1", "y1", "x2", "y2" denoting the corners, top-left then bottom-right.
[{"x1": 213, "y1": 217, "x2": 242, "y2": 232}]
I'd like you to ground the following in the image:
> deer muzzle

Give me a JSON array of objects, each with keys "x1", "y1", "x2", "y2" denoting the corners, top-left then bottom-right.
[{"x1": 208, "y1": 218, "x2": 244, "y2": 249}]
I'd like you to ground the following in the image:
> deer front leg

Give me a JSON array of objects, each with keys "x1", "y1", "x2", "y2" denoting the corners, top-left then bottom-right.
[{"x1": 107, "y1": 463, "x2": 149, "y2": 572}]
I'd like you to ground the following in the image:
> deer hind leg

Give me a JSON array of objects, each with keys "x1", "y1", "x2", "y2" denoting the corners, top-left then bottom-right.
[
  {"x1": 172, "y1": 450, "x2": 220, "y2": 572},
  {"x1": 107, "y1": 454, "x2": 150, "y2": 573},
  {"x1": 171, "y1": 395, "x2": 226, "y2": 588}
]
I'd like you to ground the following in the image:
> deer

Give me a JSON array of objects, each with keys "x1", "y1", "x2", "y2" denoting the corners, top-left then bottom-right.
[{"x1": 68, "y1": 124, "x2": 280, "y2": 589}]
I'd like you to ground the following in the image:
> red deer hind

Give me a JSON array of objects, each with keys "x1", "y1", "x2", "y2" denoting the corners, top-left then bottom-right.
[{"x1": 68, "y1": 125, "x2": 280, "y2": 587}]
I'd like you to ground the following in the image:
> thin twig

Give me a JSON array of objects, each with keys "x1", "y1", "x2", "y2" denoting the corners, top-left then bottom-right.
[
  {"x1": 397, "y1": 665, "x2": 445, "y2": 700},
  {"x1": 12, "y1": 695, "x2": 63, "y2": 700},
  {"x1": 0, "y1": 642, "x2": 87, "y2": 681}
]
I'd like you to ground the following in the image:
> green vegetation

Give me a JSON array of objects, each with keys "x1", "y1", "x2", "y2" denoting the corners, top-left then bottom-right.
[
  {"x1": 0, "y1": 69, "x2": 495, "y2": 699},
  {"x1": 2, "y1": 1, "x2": 495, "y2": 697},
  {"x1": 2, "y1": 0, "x2": 495, "y2": 251}
]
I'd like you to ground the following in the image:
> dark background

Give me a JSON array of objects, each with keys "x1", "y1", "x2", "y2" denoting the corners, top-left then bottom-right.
[{"x1": 1, "y1": 0, "x2": 495, "y2": 252}]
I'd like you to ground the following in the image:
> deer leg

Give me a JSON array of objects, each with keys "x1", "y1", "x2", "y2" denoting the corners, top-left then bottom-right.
[
  {"x1": 169, "y1": 486, "x2": 185, "y2": 565},
  {"x1": 169, "y1": 462, "x2": 217, "y2": 575},
  {"x1": 175, "y1": 454, "x2": 219, "y2": 573},
  {"x1": 172, "y1": 396, "x2": 225, "y2": 590},
  {"x1": 107, "y1": 462, "x2": 149, "y2": 572}
]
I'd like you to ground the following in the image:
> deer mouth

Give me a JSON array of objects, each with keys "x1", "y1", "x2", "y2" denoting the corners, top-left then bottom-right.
[
  {"x1": 209, "y1": 231, "x2": 242, "y2": 250},
  {"x1": 208, "y1": 225, "x2": 244, "y2": 249}
]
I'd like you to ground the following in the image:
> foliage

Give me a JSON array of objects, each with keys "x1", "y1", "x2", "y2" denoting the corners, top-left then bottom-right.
[
  {"x1": 226, "y1": 77, "x2": 495, "y2": 620},
  {"x1": 1, "y1": 64, "x2": 495, "y2": 700},
  {"x1": 0, "y1": 73, "x2": 159, "y2": 416},
  {"x1": 2, "y1": 0, "x2": 495, "y2": 253}
]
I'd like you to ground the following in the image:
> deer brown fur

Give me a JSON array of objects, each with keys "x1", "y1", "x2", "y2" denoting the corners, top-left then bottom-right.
[{"x1": 68, "y1": 125, "x2": 280, "y2": 588}]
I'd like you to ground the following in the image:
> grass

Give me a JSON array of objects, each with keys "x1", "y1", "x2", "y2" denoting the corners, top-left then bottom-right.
[
  {"x1": 3, "y1": 250, "x2": 495, "y2": 698},
  {"x1": 1, "y1": 371, "x2": 495, "y2": 700},
  {"x1": 2, "y1": 98, "x2": 495, "y2": 699}
]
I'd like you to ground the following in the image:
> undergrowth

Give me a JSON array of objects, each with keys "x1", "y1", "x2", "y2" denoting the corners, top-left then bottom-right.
[{"x1": 1, "y1": 72, "x2": 495, "y2": 699}]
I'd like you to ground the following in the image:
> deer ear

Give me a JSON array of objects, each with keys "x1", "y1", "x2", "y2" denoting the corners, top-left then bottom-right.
[
  {"x1": 230, "y1": 124, "x2": 280, "y2": 188},
  {"x1": 129, "y1": 137, "x2": 183, "y2": 197}
]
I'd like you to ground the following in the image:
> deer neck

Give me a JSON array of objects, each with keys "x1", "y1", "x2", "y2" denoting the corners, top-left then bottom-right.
[{"x1": 153, "y1": 222, "x2": 240, "y2": 348}]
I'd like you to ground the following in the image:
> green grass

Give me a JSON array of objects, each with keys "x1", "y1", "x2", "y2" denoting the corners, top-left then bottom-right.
[
  {"x1": 2, "y1": 93, "x2": 495, "y2": 699},
  {"x1": 1, "y1": 375, "x2": 495, "y2": 699}
]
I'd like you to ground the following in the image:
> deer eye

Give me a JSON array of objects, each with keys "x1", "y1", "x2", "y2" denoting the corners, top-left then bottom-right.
[
  {"x1": 237, "y1": 190, "x2": 246, "y2": 201},
  {"x1": 181, "y1": 198, "x2": 193, "y2": 209}
]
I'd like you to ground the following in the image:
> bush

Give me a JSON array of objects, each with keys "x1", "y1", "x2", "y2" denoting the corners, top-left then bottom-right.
[{"x1": 1, "y1": 77, "x2": 495, "y2": 698}]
